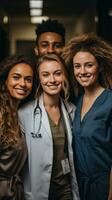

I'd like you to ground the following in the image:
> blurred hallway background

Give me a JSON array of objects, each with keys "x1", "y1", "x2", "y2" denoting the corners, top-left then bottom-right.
[{"x1": 0, "y1": 0, "x2": 112, "y2": 61}]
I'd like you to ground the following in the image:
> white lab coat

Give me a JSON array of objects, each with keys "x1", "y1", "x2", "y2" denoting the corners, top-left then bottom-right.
[{"x1": 18, "y1": 95, "x2": 80, "y2": 200}]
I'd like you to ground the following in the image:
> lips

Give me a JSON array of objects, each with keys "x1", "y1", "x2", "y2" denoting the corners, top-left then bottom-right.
[
  {"x1": 15, "y1": 88, "x2": 28, "y2": 95},
  {"x1": 79, "y1": 74, "x2": 91, "y2": 78},
  {"x1": 48, "y1": 85, "x2": 59, "y2": 89},
  {"x1": 47, "y1": 83, "x2": 60, "y2": 86}
]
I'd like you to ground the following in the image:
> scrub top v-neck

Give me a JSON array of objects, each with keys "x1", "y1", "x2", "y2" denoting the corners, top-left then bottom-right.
[{"x1": 72, "y1": 89, "x2": 112, "y2": 200}]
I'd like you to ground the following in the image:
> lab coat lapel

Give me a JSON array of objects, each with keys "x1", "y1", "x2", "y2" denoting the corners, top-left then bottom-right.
[
  {"x1": 39, "y1": 95, "x2": 52, "y2": 139},
  {"x1": 60, "y1": 100, "x2": 73, "y2": 145}
]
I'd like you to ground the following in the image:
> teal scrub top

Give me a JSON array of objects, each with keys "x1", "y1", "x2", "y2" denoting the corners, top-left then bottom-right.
[{"x1": 72, "y1": 89, "x2": 112, "y2": 200}]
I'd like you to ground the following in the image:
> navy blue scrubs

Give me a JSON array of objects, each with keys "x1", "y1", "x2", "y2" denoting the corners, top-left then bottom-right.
[{"x1": 72, "y1": 89, "x2": 112, "y2": 200}]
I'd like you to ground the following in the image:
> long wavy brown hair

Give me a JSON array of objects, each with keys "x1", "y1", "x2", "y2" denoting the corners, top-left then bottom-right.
[
  {"x1": 0, "y1": 55, "x2": 37, "y2": 147},
  {"x1": 62, "y1": 32, "x2": 112, "y2": 97}
]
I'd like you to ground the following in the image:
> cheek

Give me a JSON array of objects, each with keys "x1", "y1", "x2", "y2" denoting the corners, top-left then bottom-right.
[
  {"x1": 6, "y1": 79, "x2": 13, "y2": 90},
  {"x1": 94, "y1": 69, "x2": 100, "y2": 76},
  {"x1": 58, "y1": 74, "x2": 64, "y2": 82},
  {"x1": 73, "y1": 69, "x2": 78, "y2": 77},
  {"x1": 40, "y1": 77, "x2": 47, "y2": 85},
  {"x1": 28, "y1": 83, "x2": 33, "y2": 90},
  {"x1": 58, "y1": 77, "x2": 63, "y2": 83}
]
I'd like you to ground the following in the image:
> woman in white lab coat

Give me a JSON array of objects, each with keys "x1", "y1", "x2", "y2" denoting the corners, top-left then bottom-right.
[{"x1": 19, "y1": 53, "x2": 80, "y2": 200}]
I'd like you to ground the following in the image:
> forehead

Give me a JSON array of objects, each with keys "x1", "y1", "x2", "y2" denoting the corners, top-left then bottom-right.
[
  {"x1": 9, "y1": 63, "x2": 33, "y2": 75},
  {"x1": 73, "y1": 51, "x2": 96, "y2": 61},
  {"x1": 38, "y1": 32, "x2": 63, "y2": 43},
  {"x1": 39, "y1": 60, "x2": 63, "y2": 71}
]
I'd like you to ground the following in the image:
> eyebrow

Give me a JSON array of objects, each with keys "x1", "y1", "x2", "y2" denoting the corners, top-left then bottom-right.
[
  {"x1": 11, "y1": 73, "x2": 33, "y2": 77},
  {"x1": 40, "y1": 41, "x2": 62, "y2": 44},
  {"x1": 41, "y1": 69, "x2": 62, "y2": 73},
  {"x1": 11, "y1": 72, "x2": 21, "y2": 75}
]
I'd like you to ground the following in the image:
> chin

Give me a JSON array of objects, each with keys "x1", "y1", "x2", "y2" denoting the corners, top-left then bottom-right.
[
  {"x1": 80, "y1": 82, "x2": 91, "y2": 86},
  {"x1": 15, "y1": 95, "x2": 27, "y2": 100}
]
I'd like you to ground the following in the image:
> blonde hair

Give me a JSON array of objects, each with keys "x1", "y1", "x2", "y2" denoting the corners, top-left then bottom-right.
[{"x1": 36, "y1": 53, "x2": 70, "y2": 100}]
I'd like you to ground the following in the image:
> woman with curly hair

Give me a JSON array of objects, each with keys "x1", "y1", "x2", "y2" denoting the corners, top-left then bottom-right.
[
  {"x1": 0, "y1": 55, "x2": 36, "y2": 200},
  {"x1": 62, "y1": 33, "x2": 112, "y2": 200}
]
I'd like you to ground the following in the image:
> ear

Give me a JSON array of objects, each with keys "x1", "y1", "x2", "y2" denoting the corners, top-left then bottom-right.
[{"x1": 34, "y1": 47, "x2": 39, "y2": 56}]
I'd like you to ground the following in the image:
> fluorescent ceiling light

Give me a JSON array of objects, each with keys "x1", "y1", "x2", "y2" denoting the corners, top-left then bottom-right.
[
  {"x1": 31, "y1": 16, "x2": 49, "y2": 23},
  {"x1": 3, "y1": 16, "x2": 8, "y2": 24},
  {"x1": 30, "y1": 8, "x2": 42, "y2": 16},
  {"x1": 108, "y1": 9, "x2": 112, "y2": 17},
  {"x1": 94, "y1": 16, "x2": 98, "y2": 23},
  {"x1": 29, "y1": 0, "x2": 43, "y2": 8}
]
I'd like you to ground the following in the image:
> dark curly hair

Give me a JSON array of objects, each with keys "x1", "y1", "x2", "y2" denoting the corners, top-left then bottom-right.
[{"x1": 35, "y1": 19, "x2": 66, "y2": 45}]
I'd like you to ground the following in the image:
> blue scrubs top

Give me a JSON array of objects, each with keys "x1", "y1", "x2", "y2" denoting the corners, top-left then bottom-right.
[{"x1": 72, "y1": 89, "x2": 112, "y2": 200}]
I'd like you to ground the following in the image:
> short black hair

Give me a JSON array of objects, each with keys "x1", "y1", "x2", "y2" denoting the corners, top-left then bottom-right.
[{"x1": 35, "y1": 18, "x2": 66, "y2": 45}]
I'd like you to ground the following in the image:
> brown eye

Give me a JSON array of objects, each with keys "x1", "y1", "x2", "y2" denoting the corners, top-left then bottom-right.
[
  {"x1": 54, "y1": 43, "x2": 63, "y2": 48},
  {"x1": 55, "y1": 72, "x2": 62, "y2": 76},
  {"x1": 12, "y1": 76, "x2": 19, "y2": 80},
  {"x1": 74, "y1": 64, "x2": 80, "y2": 69},
  {"x1": 86, "y1": 63, "x2": 93, "y2": 68},
  {"x1": 42, "y1": 73, "x2": 49, "y2": 77},
  {"x1": 25, "y1": 77, "x2": 33, "y2": 83}
]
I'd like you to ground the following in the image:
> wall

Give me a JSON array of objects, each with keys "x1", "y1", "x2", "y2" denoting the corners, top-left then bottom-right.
[{"x1": 9, "y1": 10, "x2": 97, "y2": 55}]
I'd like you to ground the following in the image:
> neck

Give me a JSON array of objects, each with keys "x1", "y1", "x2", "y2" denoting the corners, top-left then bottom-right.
[
  {"x1": 84, "y1": 84, "x2": 105, "y2": 98},
  {"x1": 43, "y1": 93, "x2": 60, "y2": 108}
]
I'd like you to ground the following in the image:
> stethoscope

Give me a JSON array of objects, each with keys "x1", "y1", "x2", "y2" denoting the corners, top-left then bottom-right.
[
  {"x1": 30, "y1": 99, "x2": 73, "y2": 139},
  {"x1": 30, "y1": 101, "x2": 43, "y2": 139}
]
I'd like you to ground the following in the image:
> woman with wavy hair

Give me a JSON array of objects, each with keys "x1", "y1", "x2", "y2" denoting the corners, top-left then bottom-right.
[
  {"x1": 19, "y1": 53, "x2": 80, "y2": 200},
  {"x1": 0, "y1": 55, "x2": 36, "y2": 200},
  {"x1": 62, "y1": 32, "x2": 112, "y2": 200}
]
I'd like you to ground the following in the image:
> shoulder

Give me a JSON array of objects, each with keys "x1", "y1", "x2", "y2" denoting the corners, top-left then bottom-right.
[
  {"x1": 107, "y1": 89, "x2": 112, "y2": 98},
  {"x1": 64, "y1": 100, "x2": 76, "y2": 113},
  {"x1": 103, "y1": 89, "x2": 112, "y2": 106},
  {"x1": 62, "y1": 100, "x2": 76, "y2": 121},
  {"x1": 18, "y1": 99, "x2": 36, "y2": 116}
]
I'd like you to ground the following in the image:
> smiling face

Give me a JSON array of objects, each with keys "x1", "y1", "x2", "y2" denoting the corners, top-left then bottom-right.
[
  {"x1": 39, "y1": 60, "x2": 64, "y2": 97},
  {"x1": 6, "y1": 63, "x2": 33, "y2": 100},
  {"x1": 35, "y1": 32, "x2": 64, "y2": 56},
  {"x1": 73, "y1": 51, "x2": 100, "y2": 89}
]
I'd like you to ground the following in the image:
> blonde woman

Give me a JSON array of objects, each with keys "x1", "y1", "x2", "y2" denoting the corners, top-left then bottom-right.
[{"x1": 19, "y1": 53, "x2": 80, "y2": 200}]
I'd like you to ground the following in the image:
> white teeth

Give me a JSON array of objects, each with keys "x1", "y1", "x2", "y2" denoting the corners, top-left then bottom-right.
[
  {"x1": 16, "y1": 89, "x2": 27, "y2": 94},
  {"x1": 79, "y1": 75, "x2": 91, "y2": 78},
  {"x1": 48, "y1": 84, "x2": 59, "y2": 87}
]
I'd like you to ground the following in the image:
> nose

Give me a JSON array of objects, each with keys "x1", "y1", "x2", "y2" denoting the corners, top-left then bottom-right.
[
  {"x1": 80, "y1": 66, "x2": 86, "y2": 74},
  {"x1": 47, "y1": 45, "x2": 54, "y2": 53},
  {"x1": 20, "y1": 78, "x2": 26, "y2": 87},
  {"x1": 49, "y1": 74, "x2": 55, "y2": 82}
]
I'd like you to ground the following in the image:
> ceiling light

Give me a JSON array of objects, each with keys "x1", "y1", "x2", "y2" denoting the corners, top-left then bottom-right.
[
  {"x1": 30, "y1": 8, "x2": 42, "y2": 16},
  {"x1": 31, "y1": 16, "x2": 49, "y2": 23},
  {"x1": 29, "y1": 0, "x2": 43, "y2": 8},
  {"x1": 3, "y1": 16, "x2": 8, "y2": 24},
  {"x1": 108, "y1": 9, "x2": 112, "y2": 17},
  {"x1": 94, "y1": 16, "x2": 98, "y2": 23}
]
